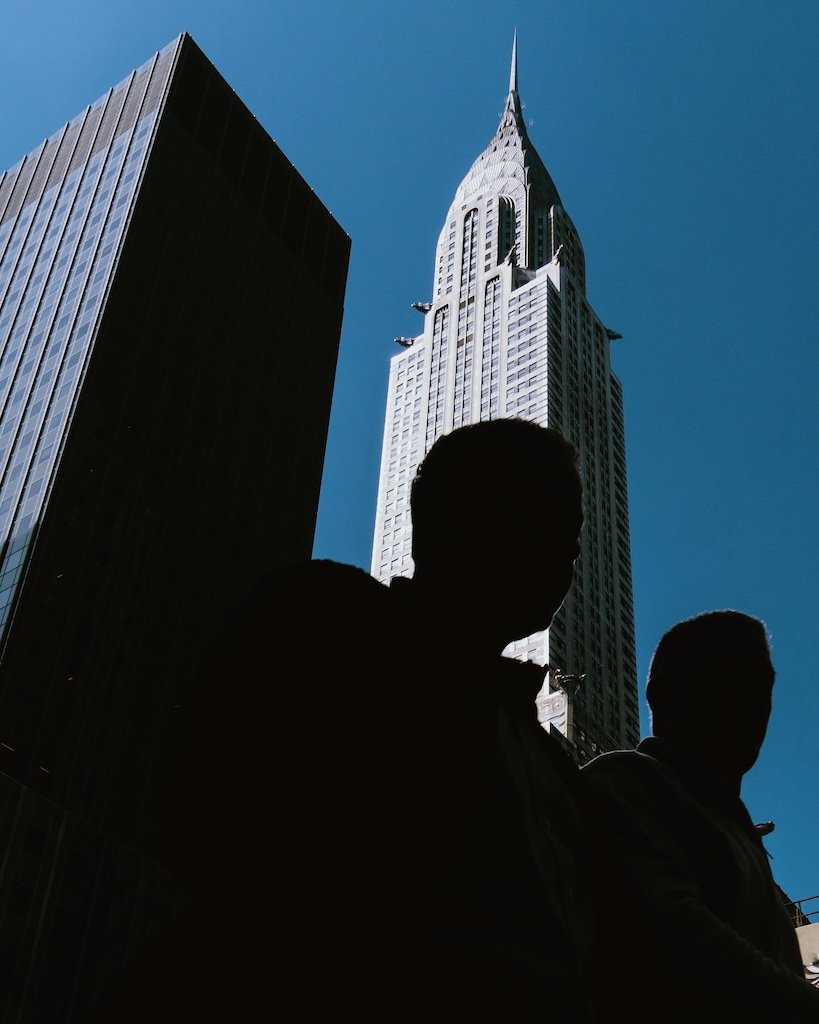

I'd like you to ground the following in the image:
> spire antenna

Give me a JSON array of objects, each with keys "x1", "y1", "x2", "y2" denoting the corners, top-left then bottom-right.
[{"x1": 509, "y1": 28, "x2": 518, "y2": 94}]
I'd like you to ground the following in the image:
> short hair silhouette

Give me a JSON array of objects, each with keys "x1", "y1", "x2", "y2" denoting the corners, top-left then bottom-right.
[
  {"x1": 647, "y1": 609, "x2": 774, "y2": 735},
  {"x1": 410, "y1": 418, "x2": 583, "y2": 570}
]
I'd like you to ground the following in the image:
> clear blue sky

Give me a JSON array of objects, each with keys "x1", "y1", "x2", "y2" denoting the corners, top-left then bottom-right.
[{"x1": 2, "y1": 1, "x2": 818, "y2": 906}]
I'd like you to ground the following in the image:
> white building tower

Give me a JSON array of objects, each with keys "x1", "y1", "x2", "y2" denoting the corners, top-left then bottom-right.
[{"x1": 371, "y1": 36, "x2": 639, "y2": 759}]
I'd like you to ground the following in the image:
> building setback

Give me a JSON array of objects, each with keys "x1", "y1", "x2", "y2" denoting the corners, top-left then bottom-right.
[
  {"x1": 371, "y1": 37, "x2": 639, "y2": 762},
  {"x1": 0, "y1": 33, "x2": 350, "y2": 1021}
]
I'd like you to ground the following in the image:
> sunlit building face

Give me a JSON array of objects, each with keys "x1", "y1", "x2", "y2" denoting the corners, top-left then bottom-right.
[{"x1": 371, "y1": 38, "x2": 639, "y2": 761}]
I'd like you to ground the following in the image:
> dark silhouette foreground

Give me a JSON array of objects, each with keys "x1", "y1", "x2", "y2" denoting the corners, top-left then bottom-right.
[
  {"x1": 582, "y1": 610, "x2": 819, "y2": 1022},
  {"x1": 97, "y1": 419, "x2": 597, "y2": 1021}
]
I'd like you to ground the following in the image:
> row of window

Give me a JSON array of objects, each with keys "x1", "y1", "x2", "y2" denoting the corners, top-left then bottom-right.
[{"x1": 0, "y1": 107, "x2": 156, "y2": 637}]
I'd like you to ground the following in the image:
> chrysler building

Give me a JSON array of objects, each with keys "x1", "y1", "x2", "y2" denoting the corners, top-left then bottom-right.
[{"x1": 371, "y1": 36, "x2": 639, "y2": 759}]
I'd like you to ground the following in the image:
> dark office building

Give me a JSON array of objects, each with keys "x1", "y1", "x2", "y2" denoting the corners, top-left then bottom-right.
[{"x1": 0, "y1": 33, "x2": 350, "y2": 1021}]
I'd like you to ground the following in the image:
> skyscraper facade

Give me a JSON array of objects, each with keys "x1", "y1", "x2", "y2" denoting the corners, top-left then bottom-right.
[
  {"x1": 0, "y1": 34, "x2": 350, "y2": 1021},
  {"x1": 371, "y1": 39, "x2": 639, "y2": 761}
]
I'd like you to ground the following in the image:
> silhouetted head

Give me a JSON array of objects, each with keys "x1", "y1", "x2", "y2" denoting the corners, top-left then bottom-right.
[
  {"x1": 409, "y1": 419, "x2": 583, "y2": 652},
  {"x1": 647, "y1": 610, "x2": 775, "y2": 782}
]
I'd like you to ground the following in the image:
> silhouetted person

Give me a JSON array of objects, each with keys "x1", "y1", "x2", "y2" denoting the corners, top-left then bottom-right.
[
  {"x1": 582, "y1": 610, "x2": 819, "y2": 1022},
  {"x1": 95, "y1": 558, "x2": 395, "y2": 1022},
  {"x1": 383, "y1": 418, "x2": 593, "y2": 1021},
  {"x1": 98, "y1": 419, "x2": 595, "y2": 1021}
]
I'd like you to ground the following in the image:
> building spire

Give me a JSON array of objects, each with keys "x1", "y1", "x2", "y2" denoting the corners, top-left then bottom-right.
[
  {"x1": 501, "y1": 30, "x2": 523, "y2": 122},
  {"x1": 509, "y1": 29, "x2": 518, "y2": 94},
  {"x1": 449, "y1": 29, "x2": 562, "y2": 223}
]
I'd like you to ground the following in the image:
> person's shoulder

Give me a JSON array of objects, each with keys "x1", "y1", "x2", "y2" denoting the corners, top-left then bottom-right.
[
  {"x1": 271, "y1": 558, "x2": 383, "y2": 590},
  {"x1": 581, "y1": 749, "x2": 644, "y2": 789},
  {"x1": 226, "y1": 559, "x2": 392, "y2": 661},
  {"x1": 582, "y1": 744, "x2": 667, "y2": 781},
  {"x1": 581, "y1": 742, "x2": 690, "y2": 812},
  {"x1": 254, "y1": 558, "x2": 387, "y2": 609},
  {"x1": 582, "y1": 748, "x2": 646, "y2": 773},
  {"x1": 290, "y1": 558, "x2": 390, "y2": 622}
]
